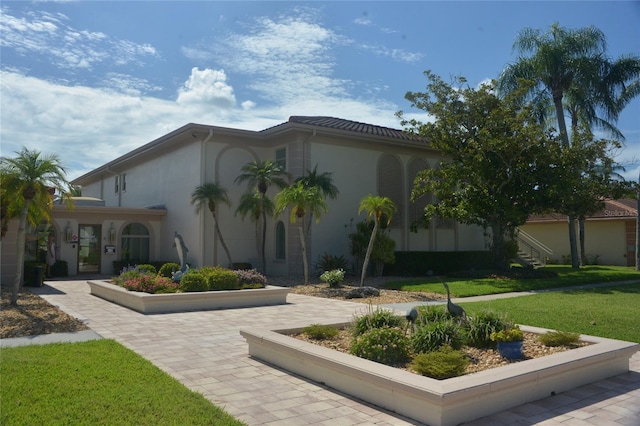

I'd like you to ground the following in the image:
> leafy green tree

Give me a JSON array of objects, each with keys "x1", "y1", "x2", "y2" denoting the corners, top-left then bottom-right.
[
  {"x1": 357, "y1": 195, "x2": 396, "y2": 286},
  {"x1": 274, "y1": 182, "x2": 328, "y2": 284},
  {"x1": 497, "y1": 22, "x2": 640, "y2": 268},
  {"x1": 398, "y1": 72, "x2": 558, "y2": 270},
  {"x1": 295, "y1": 164, "x2": 339, "y2": 234},
  {"x1": 1, "y1": 147, "x2": 71, "y2": 305},
  {"x1": 235, "y1": 160, "x2": 288, "y2": 274},
  {"x1": 191, "y1": 182, "x2": 233, "y2": 267}
]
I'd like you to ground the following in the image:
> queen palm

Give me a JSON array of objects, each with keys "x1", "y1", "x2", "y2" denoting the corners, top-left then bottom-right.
[
  {"x1": 191, "y1": 182, "x2": 233, "y2": 267},
  {"x1": 295, "y1": 164, "x2": 339, "y2": 233},
  {"x1": 235, "y1": 160, "x2": 288, "y2": 274},
  {"x1": 358, "y1": 195, "x2": 396, "y2": 287},
  {"x1": 275, "y1": 182, "x2": 327, "y2": 284},
  {"x1": 497, "y1": 22, "x2": 639, "y2": 268},
  {"x1": 1, "y1": 147, "x2": 71, "y2": 305},
  {"x1": 235, "y1": 190, "x2": 275, "y2": 267}
]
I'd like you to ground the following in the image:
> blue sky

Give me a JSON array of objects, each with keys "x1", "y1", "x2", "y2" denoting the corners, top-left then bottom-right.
[{"x1": 1, "y1": 1, "x2": 638, "y2": 181}]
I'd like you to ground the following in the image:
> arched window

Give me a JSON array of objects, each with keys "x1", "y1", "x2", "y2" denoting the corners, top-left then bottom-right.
[
  {"x1": 121, "y1": 223, "x2": 150, "y2": 263},
  {"x1": 377, "y1": 154, "x2": 403, "y2": 228},
  {"x1": 408, "y1": 158, "x2": 430, "y2": 227},
  {"x1": 275, "y1": 221, "x2": 286, "y2": 260}
]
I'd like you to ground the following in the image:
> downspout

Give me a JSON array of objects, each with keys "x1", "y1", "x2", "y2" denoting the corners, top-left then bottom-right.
[{"x1": 199, "y1": 129, "x2": 215, "y2": 267}]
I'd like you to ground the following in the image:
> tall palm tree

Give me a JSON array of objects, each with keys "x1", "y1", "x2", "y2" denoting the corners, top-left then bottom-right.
[
  {"x1": 191, "y1": 182, "x2": 233, "y2": 267},
  {"x1": 295, "y1": 164, "x2": 339, "y2": 233},
  {"x1": 235, "y1": 160, "x2": 288, "y2": 274},
  {"x1": 235, "y1": 190, "x2": 275, "y2": 267},
  {"x1": 1, "y1": 147, "x2": 70, "y2": 305},
  {"x1": 275, "y1": 182, "x2": 328, "y2": 284},
  {"x1": 497, "y1": 22, "x2": 624, "y2": 268},
  {"x1": 358, "y1": 195, "x2": 396, "y2": 287}
]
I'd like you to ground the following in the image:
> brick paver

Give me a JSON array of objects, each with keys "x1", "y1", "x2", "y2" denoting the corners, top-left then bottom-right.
[{"x1": 30, "y1": 279, "x2": 640, "y2": 425}]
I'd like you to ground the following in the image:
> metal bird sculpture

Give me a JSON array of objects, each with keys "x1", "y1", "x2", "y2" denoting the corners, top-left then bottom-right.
[
  {"x1": 405, "y1": 307, "x2": 419, "y2": 334},
  {"x1": 442, "y1": 281, "x2": 467, "y2": 319}
]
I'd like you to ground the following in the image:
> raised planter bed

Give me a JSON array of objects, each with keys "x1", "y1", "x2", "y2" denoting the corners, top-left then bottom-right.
[
  {"x1": 240, "y1": 323, "x2": 638, "y2": 426},
  {"x1": 88, "y1": 280, "x2": 289, "y2": 314}
]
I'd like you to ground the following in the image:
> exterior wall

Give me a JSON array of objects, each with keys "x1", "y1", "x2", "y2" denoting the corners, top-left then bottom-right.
[{"x1": 521, "y1": 220, "x2": 630, "y2": 266}]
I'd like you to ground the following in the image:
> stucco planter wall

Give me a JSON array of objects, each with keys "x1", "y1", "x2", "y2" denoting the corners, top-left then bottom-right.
[
  {"x1": 88, "y1": 280, "x2": 289, "y2": 314},
  {"x1": 240, "y1": 324, "x2": 638, "y2": 426}
]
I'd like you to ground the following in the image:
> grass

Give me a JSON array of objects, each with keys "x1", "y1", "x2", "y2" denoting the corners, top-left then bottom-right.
[
  {"x1": 459, "y1": 282, "x2": 640, "y2": 343},
  {"x1": 0, "y1": 339, "x2": 245, "y2": 426},
  {"x1": 384, "y1": 265, "x2": 640, "y2": 297}
]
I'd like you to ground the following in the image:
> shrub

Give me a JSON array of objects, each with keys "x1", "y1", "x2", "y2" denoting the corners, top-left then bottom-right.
[
  {"x1": 233, "y1": 269, "x2": 267, "y2": 288},
  {"x1": 350, "y1": 327, "x2": 410, "y2": 366},
  {"x1": 490, "y1": 326, "x2": 524, "y2": 342},
  {"x1": 320, "y1": 269, "x2": 345, "y2": 288},
  {"x1": 411, "y1": 320, "x2": 464, "y2": 353},
  {"x1": 315, "y1": 252, "x2": 350, "y2": 273},
  {"x1": 464, "y1": 310, "x2": 511, "y2": 348},
  {"x1": 113, "y1": 268, "x2": 145, "y2": 287},
  {"x1": 410, "y1": 346, "x2": 469, "y2": 379},
  {"x1": 179, "y1": 271, "x2": 208, "y2": 292},
  {"x1": 414, "y1": 305, "x2": 450, "y2": 326},
  {"x1": 121, "y1": 274, "x2": 176, "y2": 294},
  {"x1": 158, "y1": 262, "x2": 181, "y2": 278},
  {"x1": 302, "y1": 324, "x2": 340, "y2": 340},
  {"x1": 136, "y1": 264, "x2": 157, "y2": 275},
  {"x1": 538, "y1": 330, "x2": 580, "y2": 347},
  {"x1": 206, "y1": 267, "x2": 239, "y2": 291},
  {"x1": 351, "y1": 307, "x2": 405, "y2": 337}
]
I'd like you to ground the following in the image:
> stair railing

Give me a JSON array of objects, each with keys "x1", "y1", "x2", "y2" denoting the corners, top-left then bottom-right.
[{"x1": 515, "y1": 229, "x2": 553, "y2": 267}]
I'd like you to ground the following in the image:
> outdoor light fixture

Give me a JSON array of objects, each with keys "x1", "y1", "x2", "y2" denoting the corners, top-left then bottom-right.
[
  {"x1": 64, "y1": 222, "x2": 72, "y2": 243},
  {"x1": 109, "y1": 222, "x2": 116, "y2": 244}
]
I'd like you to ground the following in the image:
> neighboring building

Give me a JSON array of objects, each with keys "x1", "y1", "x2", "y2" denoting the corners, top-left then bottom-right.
[
  {"x1": 1, "y1": 116, "x2": 489, "y2": 282},
  {"x1": 521, "y1": 199, "x2": 638, "y2": 266}
]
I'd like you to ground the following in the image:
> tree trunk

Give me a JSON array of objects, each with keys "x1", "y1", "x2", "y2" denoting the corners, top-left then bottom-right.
[
  {"x1": 568, "y1": 215, "x2": 580, "y2": 268},
  {"x1": 491, "y1": 222, "x2": 507, "y2": 270},
  {"x1": 299, "y1": 224, "x2": 309, "y2": 285},
  {"x1": 360, "y1": 221, "x2": 378, "y2": 287},
  {"x1": 212, "y1": 212, "x2": 233, "y2": 268},
  {"x1": 261, "y1": 201, "x2": 267, "y2": 275},
  {"x1": 579, "y1": 217, "x2": 586, "y2": 265},
  {"x1": 11, "y1": 199, "x2": 32, "y2": 305}
]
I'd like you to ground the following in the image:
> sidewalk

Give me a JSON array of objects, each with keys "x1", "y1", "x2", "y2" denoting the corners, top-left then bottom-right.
[{"x1": 4, "y1": 278, "x2": 639, "y2": 425}]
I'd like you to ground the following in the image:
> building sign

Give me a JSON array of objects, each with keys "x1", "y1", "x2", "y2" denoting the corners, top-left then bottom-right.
[{"x1": 604, "y1": 209, "x2": 634, "y2": 217}]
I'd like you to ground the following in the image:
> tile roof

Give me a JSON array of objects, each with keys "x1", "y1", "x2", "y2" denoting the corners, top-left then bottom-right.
[
  {"x1": 527, "y1": 198, "x2": 637, "y2": 222},
  {"x1": 284, "y1": 116, "x2": 422, "y2": 141}
]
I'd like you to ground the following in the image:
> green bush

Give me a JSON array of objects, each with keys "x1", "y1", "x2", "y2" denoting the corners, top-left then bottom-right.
[
  {"x1": 113, "y1": 268, "x2": 146, "y2": 287},
  {"x1": 136, "y1": 264, "x2": 157, "y2": 274},
  {"x1": 385, "y1": 251, "x2": 493, "y2": 276},
  {"x1": 320, "y1": 269, "x2": 345, "y2": 288},
  {"x1": 158, "y1": 262, "x2": 181, "y2": 278},
  {"x1": 302, "y1": 324, "x2": 340, "y2": 340},
  {"x1": 411, "y1": 320, "x2": 464, "y2": 353},
  {"x1": 464, "y1": 310, "x2": 511, "y2": 348},
  {"x1": 538, "y1": 330, "x2": 580, "y2": 347},
  {"x1": 233, "y1": 269, "x2": 267, "y2": 287},
  {"x1": 206, "y1": 267, "x2": 239, "y2": 291},
  {"x1": 179, "y1": 271, "x2": 208, "y2": 292},
  {"x1": 350, "y1": 327, "x2": 410, "y2": 366},
  {"x1": 414, "y1": 305, "x2": 451, "y2": 326},
  {"x1": 410, "y1": 346, "x2": 469, "y2": 379},
  {"x1": 490, "y1": 326, "x2": 524, "y2": 342},
  {"x1": 350, "y1": 307, "x2": 405, "y2": 337}
]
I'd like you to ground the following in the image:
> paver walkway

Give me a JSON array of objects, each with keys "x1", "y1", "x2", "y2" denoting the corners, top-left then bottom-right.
[{"x1": 7, "y1": 279, "x2": 640, "y2": 425}]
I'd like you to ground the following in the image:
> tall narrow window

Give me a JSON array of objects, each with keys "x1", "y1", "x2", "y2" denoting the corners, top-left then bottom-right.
[
  {"x1": 377, "y1": 154, "x2": 403, "y2": 228},
  {"x1": 115, "y1": 176, "x2": 119, "y2": 193},
  {"x1": 275, "y1": 221, "x2": 286, "y2": 260},
  {"x1": 121, "y1": 173, "x2": 127, "y2": 192},
  {"x1": 121, "y1": 223, "x2": 150, "y2": 263},
  {"x1": 275, "y1": 148, "x2": 286, "y2": 171}
]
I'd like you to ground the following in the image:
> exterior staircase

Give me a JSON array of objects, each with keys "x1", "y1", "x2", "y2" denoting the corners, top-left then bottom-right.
[{"x1": 514, "y1": 229, "x2": 553, "y2": 268}]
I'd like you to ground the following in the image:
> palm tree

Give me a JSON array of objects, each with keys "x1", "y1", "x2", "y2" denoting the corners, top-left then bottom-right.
[
  {"x1": 275, "y1": 182, "x2": 328, "y2": 284},
  {"x1": 235, "y1": 190, "x2": 275, "y2": 267},
  {"x1": 357, "y1": 195, "x2": 396, "y2": 287},
  {"x1": 1, "y1": 147, "x2": 70, "y2": 305},
  {"x1": 497, "y1": 22, "x2": 626, "y2": 268},
  {"x1": 295, "y1": 164, "x2": 339, "y2": 233},
  {"x1": 235, "y1": 160, "x2": 288, "y2": 274},
  {"x1": 191, "y1": 182, "x2": 233, "y2": 267}
]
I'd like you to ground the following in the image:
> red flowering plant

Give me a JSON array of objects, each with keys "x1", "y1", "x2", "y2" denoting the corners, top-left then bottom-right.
[{"x1": 120, "y1": 273, "x2": 178, "y2": 294}]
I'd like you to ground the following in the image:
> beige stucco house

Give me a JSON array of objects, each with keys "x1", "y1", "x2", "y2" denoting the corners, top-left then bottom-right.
[
  {"x1": 521, "y1": 198, "x2": 637, "y2": 266},
  {"x1": 2, "y1": 116, "x2": 489, "y2": 283}
]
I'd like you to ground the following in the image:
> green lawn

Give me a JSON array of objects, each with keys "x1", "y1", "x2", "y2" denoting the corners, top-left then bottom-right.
[
  {"x1": 384, "y1": 265, "x2": 640, "y2": 297},
  {"x1": 459, "y1": 282, "x2": 640, "y2": 343},
  {"x1": 0, "y1": 339, "x2": 245, "y2": 426}
]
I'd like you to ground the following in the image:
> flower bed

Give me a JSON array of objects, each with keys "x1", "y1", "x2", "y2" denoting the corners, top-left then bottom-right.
[
  {"x1": 88, "y1": 280, "x2": 289, "y2": 314},
  {"x1": 240, "y1": 323, "x2": 639, "y2": 426}
]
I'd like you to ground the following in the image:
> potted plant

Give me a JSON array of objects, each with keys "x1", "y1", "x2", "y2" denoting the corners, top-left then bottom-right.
[{"x1": 490, "y1": 326, "x2": 524, "y2": 359}]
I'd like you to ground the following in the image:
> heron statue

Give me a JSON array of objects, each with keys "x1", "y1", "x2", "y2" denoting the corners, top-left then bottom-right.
[
  {"x1": 405, "y1": 307, "x2": 420, "y2": 334},
  {"x1": 442, "y1": 281, "x2": 467, "y2": 319}
]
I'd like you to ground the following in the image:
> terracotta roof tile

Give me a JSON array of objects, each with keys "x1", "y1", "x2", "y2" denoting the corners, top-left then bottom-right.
[{"x1": 279, "y1": 116, "x2": 421, "y2": 141}]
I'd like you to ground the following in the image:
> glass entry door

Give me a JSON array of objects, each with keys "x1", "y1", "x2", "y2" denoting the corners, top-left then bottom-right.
[{"x1": 78, "y1": 225, "x2": 101, "y2": 274}]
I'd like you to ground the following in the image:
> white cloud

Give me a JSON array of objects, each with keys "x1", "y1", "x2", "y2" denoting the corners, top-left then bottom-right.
[
  {"x1": 176, "y1": 68, "x2": 236, "y2": 108},
  {"x1": 360, "y1": 43, "x2": 424, "y2": 64}
]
